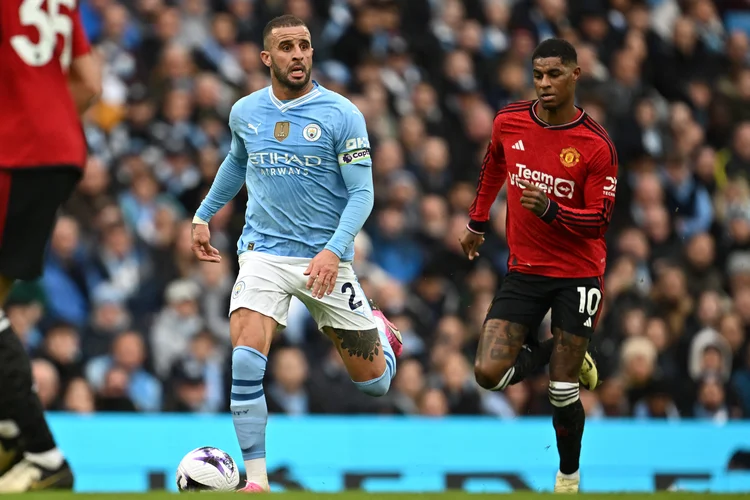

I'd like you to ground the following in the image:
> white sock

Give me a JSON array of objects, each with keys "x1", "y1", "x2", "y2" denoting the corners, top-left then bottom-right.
[
  {"x1": 244, "y1": 457, "x2": 268, "y2": 490},
  {"x1": 558, "y1": 469, "x2": 580, "y2": 480},
  {"x1": 0, "y1": 421, "x2": 20, "y2": 439},
  {"x1": 25, "y1": 448, "x2": 64, "y2": 470}
]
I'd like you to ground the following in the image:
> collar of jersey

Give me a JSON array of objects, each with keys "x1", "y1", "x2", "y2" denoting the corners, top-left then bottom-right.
[
  {"x1": 268, "y1": 81, "x2": 322, "y2": 113},
  {"x1": 530, "y1": 100, "x2": 586, "y2": 130}
]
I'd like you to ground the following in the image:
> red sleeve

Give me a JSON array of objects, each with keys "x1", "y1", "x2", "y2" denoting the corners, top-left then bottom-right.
[
  {"x1": 71, "y1": 7, "x2": 91, "y2": 58},
  {"x1": 467, "y1": 114, "x2": 507, "y2": 234},
  {"x1": 540, "y1": 141, "x2": 618, "y2": 239}
]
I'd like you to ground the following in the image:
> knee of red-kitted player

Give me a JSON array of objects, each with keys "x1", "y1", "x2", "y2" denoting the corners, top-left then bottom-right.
[{"x1": 474, "y1": 361, "x2": 513, "y2": 391}]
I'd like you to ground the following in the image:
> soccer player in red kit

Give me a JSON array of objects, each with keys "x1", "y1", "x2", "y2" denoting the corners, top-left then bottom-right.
[
  {"x1": 0, "y1": 0, "x2": 100, "y2": 491},
  {"x1": 460, "y1": 39, "x2": 617, "y2": 493}
]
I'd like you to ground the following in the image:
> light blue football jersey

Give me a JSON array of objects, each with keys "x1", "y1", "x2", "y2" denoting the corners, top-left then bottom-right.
[{"x1": 227, "y1": 82, "x2": 373, "y2": 262}]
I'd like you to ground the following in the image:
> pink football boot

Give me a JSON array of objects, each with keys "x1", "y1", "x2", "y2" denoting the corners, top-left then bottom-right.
[
  {"x1": 369, "y1": 299, "x2": 403, "y2": 358},
  {"x1": 237, "y1": 482, "x2": 266, "y2": 493}
]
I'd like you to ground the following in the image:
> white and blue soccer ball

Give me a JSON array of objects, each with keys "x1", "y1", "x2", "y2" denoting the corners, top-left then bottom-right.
[{"x1": 176, "y1": 446, "x2": 240, "y2": 492}]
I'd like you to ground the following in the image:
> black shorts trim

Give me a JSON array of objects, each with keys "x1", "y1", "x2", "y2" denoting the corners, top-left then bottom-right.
[
  {"x1": 485, "y1": 271, "x2": 604, "y2": 338},
  {"x1": 0, "y1": 166, "x2": 81, "y2": 281}
]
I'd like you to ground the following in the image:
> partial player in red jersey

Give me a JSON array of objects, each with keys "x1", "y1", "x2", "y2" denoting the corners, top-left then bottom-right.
[
  {"x1": 460, "y1": 39, "x2": 618, "y2": 493},
  {"x1": 0, "y1": 0, "x2": 100, "y2": 492}
]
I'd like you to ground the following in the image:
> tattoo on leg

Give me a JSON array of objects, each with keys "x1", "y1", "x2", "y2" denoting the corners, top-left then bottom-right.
[
  {"x1": 550, "y1": 328, "x2": 589, "y2": 381},
  {"x1": 477, "y1": 320, "x2": 527, "y2": 362},
  {"x1": 474, "y1": 320, "x2": 528, "y2": 389},
  {"x1": 333, "y1": 328, "x2": 381, "y2": 362},
  {"x1": 489, "y1": 322, "x2": 527, "y2": 361}
]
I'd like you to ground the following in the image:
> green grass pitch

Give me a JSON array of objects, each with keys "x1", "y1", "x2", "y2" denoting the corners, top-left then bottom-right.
[{"x1": 2, "y1": 493, "x2": 748, "y2": 499}]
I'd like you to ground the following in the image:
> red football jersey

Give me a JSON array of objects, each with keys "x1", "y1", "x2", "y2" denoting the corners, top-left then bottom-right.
[
  {"x1": 0, "y1": 0, "x2": 91, "y2": 168},
  {"x1": 468, "y1": 100, "x2": 618, "y2": 278}
]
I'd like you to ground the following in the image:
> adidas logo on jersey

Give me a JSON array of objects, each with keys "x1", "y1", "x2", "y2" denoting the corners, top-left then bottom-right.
[
  {"x1": 584, "y1": 318, "x2": 592, "y2": 327},
  {"x1": 511, "y1": 140, "x2": 525, "y2": 151}
]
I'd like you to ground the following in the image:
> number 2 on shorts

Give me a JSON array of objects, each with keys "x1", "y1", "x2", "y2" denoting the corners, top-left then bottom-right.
[{"x1": 341, "y1": 282, "x2": 362, "y2": 311}]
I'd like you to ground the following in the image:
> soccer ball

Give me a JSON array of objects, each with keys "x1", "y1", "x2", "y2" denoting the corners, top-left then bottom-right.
[{"x1": 176, "y1": 446, "x2": 240, "y2": 492}]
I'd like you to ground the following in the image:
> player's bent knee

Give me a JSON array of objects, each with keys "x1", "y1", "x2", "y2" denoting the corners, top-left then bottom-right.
[
  {"x1": 326, "y1": 326, "x2": 388, "y2": 382},
  {"x1": 353, "y1": 366, "x2": 391, "y2": 397},
  {"x1": 474, "y1": 360, "x2": 514, "y2": 391},
  {"x1": 474, "y1": 363, "x2": 496, "y2": 389},
  {"x1": 548, "y1": 380, "x2": 580, "y2": 407}
]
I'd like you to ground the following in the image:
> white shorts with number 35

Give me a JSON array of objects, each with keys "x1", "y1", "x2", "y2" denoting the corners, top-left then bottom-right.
[{"x1": 229, "y1": 251, "x2": 376, "y2": 331}]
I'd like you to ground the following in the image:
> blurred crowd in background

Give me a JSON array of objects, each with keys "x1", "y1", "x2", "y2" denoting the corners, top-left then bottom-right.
[{"x1": 14, "y1": 0, "x2": 750, "y2": 420}]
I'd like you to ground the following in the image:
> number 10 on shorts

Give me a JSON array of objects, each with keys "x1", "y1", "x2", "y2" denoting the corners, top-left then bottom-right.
[{"x1": 577, "y1": 286, "x2": 602, "y2": 316}]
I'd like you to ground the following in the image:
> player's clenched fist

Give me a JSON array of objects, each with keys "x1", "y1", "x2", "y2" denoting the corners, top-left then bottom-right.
[
  {"x1": 518, "y1": 180, "x2": 550, "y2": 217},
  {"x1": 304, "y1": 249, "x2": 340, "y2": 299},
  {"x1": 191, "y1": 223, "x2": 222, "y2": 263},
  {"x1": 460, "y1": 227, "x2": 485, "y2": 260}
]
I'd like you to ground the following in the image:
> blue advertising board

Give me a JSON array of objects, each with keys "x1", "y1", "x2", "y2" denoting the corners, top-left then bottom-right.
[{"x1": 46, "y1": 414, "x2": 750, "y2": 493}]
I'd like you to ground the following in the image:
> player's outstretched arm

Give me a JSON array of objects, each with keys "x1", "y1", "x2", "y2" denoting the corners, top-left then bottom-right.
[
  {"x1": 68, "y1": 6, "x2": 101, "y2": 115},
  {"x1": 68, "y1": 53, "x2": 101, "y2": 115},
  {"x1": 305, "y1": 103, "x2": 375, "y2": 298},
  {"x1": 323, "y1": 163, "x2": 374, "y2": 258},
  {"x1": 191, "y1": 220, "x2": 221, "y2": 263},
  {"x1": 195, "y1": 152, "x2": 247, "y2": 220},
  {"x1": 195, "y1": 104, "x2": 249, "y2": 221},
  {"x1": 325, "y1": 103, "x2": 376, "y2": 259},
  {"x1": 462, "y1": 121, "x2": 507, "y2": 259},
  {"x1": 192, "y1": 106, "x2": 249, "y2": 262},
  {"x1": 305, "y1": 163, "x2": 374, "y2": 298},
  {"x1": 191, "y1": 151, "x2": 246, "y2": 262}
]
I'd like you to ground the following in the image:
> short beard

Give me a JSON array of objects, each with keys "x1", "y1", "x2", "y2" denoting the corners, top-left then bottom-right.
[{"x1": 271, "y1": 60, "x2": 311, "y2": 91}]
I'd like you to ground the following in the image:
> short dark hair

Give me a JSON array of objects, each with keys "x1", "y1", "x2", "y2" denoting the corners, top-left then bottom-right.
[
  {"x1": 531, "y1": 38, "x2": 578, "y2": 65},
  {"x1": 263, "y1": 15, "x2": 308, "y2": 49}
]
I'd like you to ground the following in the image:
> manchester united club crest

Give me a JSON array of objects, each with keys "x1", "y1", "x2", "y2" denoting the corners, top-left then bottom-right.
[
  {"x1": 274, "y1": 121, "x2": 290, "y2": 142},
  {"x1": 559, "y1": 147, "x2": 581, "y2": 168}
]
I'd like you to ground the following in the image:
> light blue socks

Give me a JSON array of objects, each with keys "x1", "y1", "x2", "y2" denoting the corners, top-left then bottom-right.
[
  {"x1": 231, "y1": 346, "x2": 269, "y2": 489},
  {"x1": 352, "y1": 319, "x2": 396, "y2": 397}
]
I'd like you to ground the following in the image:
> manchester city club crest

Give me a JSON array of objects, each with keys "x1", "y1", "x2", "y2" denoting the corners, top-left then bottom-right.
[
  {"x1": 559, "y1": 146, "x2": 581, "y2": 168},
  {"x1": 303, "y1": 123, "x2": 322, "y2": 142},
  {"x1": 274, "y1": 121, "x2": 290, "y2": 142},
  {"x1": 232, "y1": 281, "x2": 246, "y2": 299}
]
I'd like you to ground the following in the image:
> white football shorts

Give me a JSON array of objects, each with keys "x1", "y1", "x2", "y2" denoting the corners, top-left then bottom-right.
[{"x1": 229, "y1": 251, "x2": 376, "y2": 331}]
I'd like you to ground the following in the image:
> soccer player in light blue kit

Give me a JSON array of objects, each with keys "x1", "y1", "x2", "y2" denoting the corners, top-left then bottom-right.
[{"x1": 190, "y1": 15, "x2": 403, "y2": 493}]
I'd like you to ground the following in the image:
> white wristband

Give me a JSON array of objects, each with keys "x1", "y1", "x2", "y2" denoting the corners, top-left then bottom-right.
[
  {"x1": 465, "y1": 223, "x2": 484, "y2": 235},
  {"x1": 192, "y1": 215, "x2": 209, "y2": 225}
]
